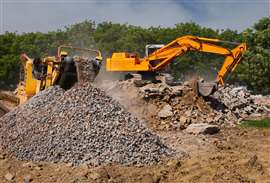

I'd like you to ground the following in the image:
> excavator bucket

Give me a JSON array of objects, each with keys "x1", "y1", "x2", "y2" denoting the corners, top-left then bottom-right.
[
  {"x1": 74, "y1": 57, "x2": 102, "y2": 84},
  {"x1": 191, "y1": 79, "x2": 218, "y2": 97},
  {"x1": 57, "y1": 45, "x2": 103, "y2": 87},
  {"x1": 198, "y1": 81, "x2": 218, "y2": 97}
]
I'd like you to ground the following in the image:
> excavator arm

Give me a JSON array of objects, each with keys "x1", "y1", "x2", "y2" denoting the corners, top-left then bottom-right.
[{"x1": 145, "y1": 35, "x2": 247, "y2": 85}]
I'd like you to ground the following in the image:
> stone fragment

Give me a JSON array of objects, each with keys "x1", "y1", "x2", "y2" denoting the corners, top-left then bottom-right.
[
  {"x1": 87, "y1": 171, "x2": 101, "y2": 180},
  {"x1": 24, "y1": 175, "x2": 33, "y2": 183},
  {"x1": 5, "y1": 172, "x2": 15, "y2": 181},
  {"x1": 186, "y1": 123, "x2": 220, "y2": 135},
  {"x1": 158, "y1": 104, "x2": 173, "y2": 118}
]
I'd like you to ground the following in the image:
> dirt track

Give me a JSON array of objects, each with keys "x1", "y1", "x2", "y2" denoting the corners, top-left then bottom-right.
[{"x1": 0, "y1": 127, "x2": 269, "y2": 183}]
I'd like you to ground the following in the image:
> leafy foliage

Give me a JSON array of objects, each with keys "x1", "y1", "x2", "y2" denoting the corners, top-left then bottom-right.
[
  {"x1": 231, "y1": 16, "x2": 270, "y2": 93},
  {"x1": 241, "y1": 118, "x2": 270, "y2": 128}
]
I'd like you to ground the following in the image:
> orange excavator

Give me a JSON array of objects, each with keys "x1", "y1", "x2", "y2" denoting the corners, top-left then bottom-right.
[{"x1": 106, "y1": 35, "x2": 247, "y2": 96}]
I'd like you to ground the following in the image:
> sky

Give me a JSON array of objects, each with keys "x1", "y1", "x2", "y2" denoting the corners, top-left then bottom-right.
[{"x1": 0, "y1": 0, "x2": 269, "y2": 34}]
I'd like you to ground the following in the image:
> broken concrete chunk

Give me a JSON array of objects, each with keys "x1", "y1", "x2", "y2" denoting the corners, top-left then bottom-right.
[
  {"x1": 158, "y1": 104, "x2": 173, "y2": 118},
  {"x1": 185, "y1": 123, "x2": 220, "y2": 135},
  {"x1": 184, "y1": 110, "x2": 192, "y2": 117},
  {"x1": 24, "y1": 175, "x2": 33, "y2": 183},
  {"x1": 5, "y1": 172, "x2": 15, "y2": 181},
  {"x1": 179, "y1": 116, "x2": 191, "y2": 128}
]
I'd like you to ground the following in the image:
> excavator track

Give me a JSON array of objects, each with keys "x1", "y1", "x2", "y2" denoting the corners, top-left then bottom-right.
[
  {"x1": 0, "y1": 91, "x2": 19, "y2": 104},
  {"x1": 0, "y1": 102, "x2": 9, "y2": 117},
  {"x1": 0, "y1": 91, "x2": 19, "y2": 117}
]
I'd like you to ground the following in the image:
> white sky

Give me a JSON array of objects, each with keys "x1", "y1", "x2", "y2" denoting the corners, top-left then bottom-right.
[{"x1": 0, "y1": 0, "x2": 269, "y2": 33}]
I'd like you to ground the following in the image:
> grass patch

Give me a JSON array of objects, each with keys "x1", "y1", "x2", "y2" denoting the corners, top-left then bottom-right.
[{"x1": 241, "y1": 118, "x2": 270, "y2": 128}]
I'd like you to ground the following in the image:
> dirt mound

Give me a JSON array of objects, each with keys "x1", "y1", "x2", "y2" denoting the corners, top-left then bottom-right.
[{"x1": 0, "y1": 83, "x2": 173, "y2": 166}]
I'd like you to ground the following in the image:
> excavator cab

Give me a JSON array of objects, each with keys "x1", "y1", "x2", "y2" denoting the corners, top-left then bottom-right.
[
  {"x1": 145, "y1": 44, "x2": 164, "y2": 57},
  {"x1": 60, "y1": 51, "x2": 68, "y2": 57}
]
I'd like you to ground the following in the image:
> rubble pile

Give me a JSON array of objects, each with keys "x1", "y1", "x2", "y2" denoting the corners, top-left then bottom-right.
[
  {"x1": 105, "y1": 79, "x2": 269, "y2": 131},
  {"x1": 0, "y1": 83, "x2": 172, "y2": 165},
  {"x1": 140, "y1": 83, "x2": 269, "y2": 130},
  {"x1": 212, "y1": 86, "x2": 268, "y2": 117}
]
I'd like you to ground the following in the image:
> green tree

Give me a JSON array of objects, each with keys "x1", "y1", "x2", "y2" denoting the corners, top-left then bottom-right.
[
  {"x1": 232, "y1": 16, "x2": 270, "y2": 94},
  {"x1": 65, "y1": 20, "x2": 96, "y2": 48},
  {"x1": 0, "y1": 17, "x2": 269, "y2": 94}
]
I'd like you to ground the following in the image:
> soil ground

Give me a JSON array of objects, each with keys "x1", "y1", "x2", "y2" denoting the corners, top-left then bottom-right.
[{"x1": 0, "y1": 127, "x2": 269, "y2": 183}]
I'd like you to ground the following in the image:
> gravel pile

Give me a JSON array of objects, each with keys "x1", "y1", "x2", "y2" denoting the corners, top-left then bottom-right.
[{"x1": 0, "y1": 83, "x2": 172, "y2": 165}]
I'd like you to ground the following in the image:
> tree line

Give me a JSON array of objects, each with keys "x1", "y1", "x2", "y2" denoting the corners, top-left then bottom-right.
[{"x1": 0, "y1": 17, "x2": 269, "y2": 94}]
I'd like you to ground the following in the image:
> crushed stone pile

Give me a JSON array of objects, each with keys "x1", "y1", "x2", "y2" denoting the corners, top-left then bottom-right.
[{"x1": 0, "y1": 83, "x2": 172, "y2": 165}]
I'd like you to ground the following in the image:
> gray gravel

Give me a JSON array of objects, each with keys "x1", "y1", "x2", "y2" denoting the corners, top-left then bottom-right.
[{"x1": 0, "y1": 83, "x2": 172, "y2": 166}]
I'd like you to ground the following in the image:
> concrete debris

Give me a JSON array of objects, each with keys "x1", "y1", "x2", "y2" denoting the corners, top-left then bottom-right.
[
  {"x1": 140, "y1": 84, "x2": 186, "y2": 100},
  {"x1": 114, "y1": 79, "x2": 269, "y2": 131},
  {"x1": 185, "y1": 123, "x2": 220, "y2": 135},
  {"x1": 253, "y1": 95, "x2": 270, "y2": 106},
  {"x1": 158, "y1": 104, "x2": 173, "y2": 118},
  {"x1": 5, "y1": 172, "x2": 15, "y2": 181},
  {"x1": 24, "y1": 175, "x2": 33, "y2": 183},
  {"x1": 212, "y1": 85, "x2": 266, "y2": 117},
  {"x1": 0, "y1": 83, "x2": 172, "y2": 166}
]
